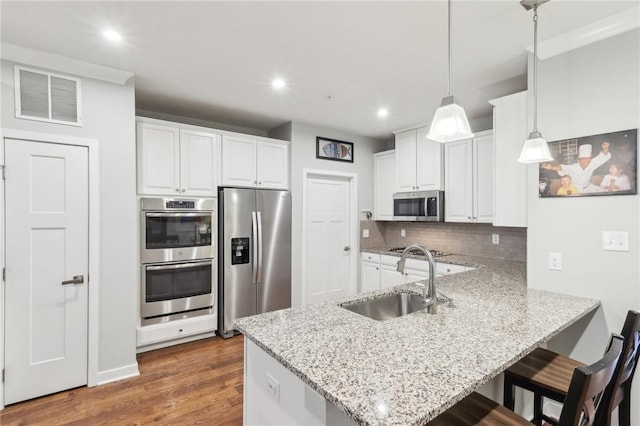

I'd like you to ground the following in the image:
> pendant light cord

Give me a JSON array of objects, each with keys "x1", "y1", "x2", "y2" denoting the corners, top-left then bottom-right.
[
  {"x1": 532, "y1": 5, "x2": 538, "y2": 133},
  {"x1": 447, "y1": 0, "x2": 452, "y2": 97}
]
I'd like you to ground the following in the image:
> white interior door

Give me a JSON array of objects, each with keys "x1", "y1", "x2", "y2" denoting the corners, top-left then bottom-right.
[
  {"x1": 305, "y1": 176, "x2": 351, "y2": 304},
  {"x1": 4, "y1": 139, "x2": 89, "y2": 405}
]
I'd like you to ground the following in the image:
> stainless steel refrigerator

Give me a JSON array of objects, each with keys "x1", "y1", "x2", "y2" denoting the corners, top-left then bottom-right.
[{"x1": 217, "y1": 188, "x2": 291, "y2": 338}]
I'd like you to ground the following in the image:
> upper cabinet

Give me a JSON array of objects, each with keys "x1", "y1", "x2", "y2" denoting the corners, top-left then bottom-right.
[
  {"x1": 373, "y1": 150, "x2": 396, "y2": 221},
  {"x1": 444, "y1": 130, "x2": 493, "y2": 223},
  {"x1": 221, "y1": 134, "x2": 289, "y2": 189},
  {"x1": 490, "y1": 91, "x2": 527, "y2": 227},
  {"x1": 395, "y1": 127, "x2": 443, "y2": 192},
  {"x1": 137, "y1": 120, "x2": 219, "y2": 196}
]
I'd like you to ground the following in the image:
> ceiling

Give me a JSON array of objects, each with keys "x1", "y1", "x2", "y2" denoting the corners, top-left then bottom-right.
[{"x1": 1, "y1": 1, "x2": 637, "y2": 140}]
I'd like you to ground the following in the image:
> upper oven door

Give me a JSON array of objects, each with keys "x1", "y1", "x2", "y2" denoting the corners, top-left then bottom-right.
[{"x1": 142, "y1": 211, "x2": 214, "y2": 263}]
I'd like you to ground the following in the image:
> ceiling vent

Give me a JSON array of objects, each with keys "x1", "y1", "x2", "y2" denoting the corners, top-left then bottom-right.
[{"x1": 14, "y1": 65, "x2": 82, "y2": 126}]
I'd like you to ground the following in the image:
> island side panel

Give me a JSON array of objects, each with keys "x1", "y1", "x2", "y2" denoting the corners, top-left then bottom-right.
[{"x1": 244, "y1": 337, "x2": 357, "y2": 426}]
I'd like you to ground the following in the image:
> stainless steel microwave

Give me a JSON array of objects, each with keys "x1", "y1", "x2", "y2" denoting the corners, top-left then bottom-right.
[{"x1": 393, "y1": 190, "x2": 444, "y2": 221}]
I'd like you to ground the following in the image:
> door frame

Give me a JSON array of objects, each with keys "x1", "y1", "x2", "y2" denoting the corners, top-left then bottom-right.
[
  {"x1": 301, "y1": 169, "x2": 358, "y2": 305},
  {"x1": 0, "y1": 129, "x2": 100, "y2": 408}
]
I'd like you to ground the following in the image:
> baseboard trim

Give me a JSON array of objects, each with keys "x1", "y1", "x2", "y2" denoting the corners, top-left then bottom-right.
[{"x1": 95, "y1": 363, "x2": 140, "y2": 386}]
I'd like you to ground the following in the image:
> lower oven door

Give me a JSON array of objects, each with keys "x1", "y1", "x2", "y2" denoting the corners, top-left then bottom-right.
[{"x1": 142, "y1": 259, "x2": 214, "y2": 319}]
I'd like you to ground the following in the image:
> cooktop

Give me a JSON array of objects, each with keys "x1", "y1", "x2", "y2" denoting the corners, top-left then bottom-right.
[{"x1": 388, "y1": 247, "x2": 448, "y2": 257}]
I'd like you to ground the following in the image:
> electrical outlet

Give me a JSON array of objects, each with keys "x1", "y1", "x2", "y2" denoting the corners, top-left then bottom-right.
[
  {"x1": 400, "y1": 229, "x2": 406, "y2": 237},
  {"x1": 492, "y1": 234, "x2": 499, "y2": 245},
  {"x1": 266, "y1": 373, "x2": 280, "y2": 401},
  {"x1": 362, "y1": 229, "x2": 369, "y2": 238},
  {"x1": 548, "y1": 252, "x2": 562, "y2": 271}
]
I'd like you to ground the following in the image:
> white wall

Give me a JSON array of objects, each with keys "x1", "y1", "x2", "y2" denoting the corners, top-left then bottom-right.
[
  {"x1": 1, "y1": 60, "x2": 138, "y2": 379},
  {"x1": 527, "y1": 29, "x2": 640, "y2": 423},
  {"x1": 286, "y1": 121, "x2": 386, "y2": 307}
]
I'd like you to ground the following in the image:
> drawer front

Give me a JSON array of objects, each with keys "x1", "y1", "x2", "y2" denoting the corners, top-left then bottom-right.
[
  {"x1": 137, "y1": 314, "x2": 216, "y2": 346},
  {"x1": 405, "y1": 258, "x2": 429, "y2": 271},
  {"x1": 361, "y1": 252, "x2": 381, "y2": 263},
  {"x1": 436, "y1": 263, "x2": 473, "y2": 275},
  {"x1": 380, "y1": 254, "x2": 400, "y2": 266}
]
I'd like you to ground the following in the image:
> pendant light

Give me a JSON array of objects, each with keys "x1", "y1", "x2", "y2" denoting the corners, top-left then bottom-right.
[
  {"x1": 427, "y1": 0, "x2": 473, "y2": 143},
  {"x1": 518, "y1": 0, "x2": 553, "y2": 163}
]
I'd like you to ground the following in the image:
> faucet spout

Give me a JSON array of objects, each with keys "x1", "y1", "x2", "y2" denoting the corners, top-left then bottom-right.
[{"x1": 396, "y1": 244, "x2": 437, "y2": 313}]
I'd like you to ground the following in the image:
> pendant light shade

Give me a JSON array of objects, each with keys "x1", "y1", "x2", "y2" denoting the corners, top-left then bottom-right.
[
  {"x1": 426, "y1": 0, "x2": 473, "y2": 143},
  {"x1": 518, "y1": 0, "x2": 553, "y2": 163}
]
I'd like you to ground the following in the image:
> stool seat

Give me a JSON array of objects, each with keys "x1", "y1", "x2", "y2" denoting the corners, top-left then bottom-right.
[{"x1": 428, "y1": 392, "x2": 530, "y2": 426}]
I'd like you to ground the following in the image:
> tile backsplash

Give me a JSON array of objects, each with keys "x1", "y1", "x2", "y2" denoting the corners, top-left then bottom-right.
[{"x1": 360, "y1": 221, "x2": 526, "y2": 262}]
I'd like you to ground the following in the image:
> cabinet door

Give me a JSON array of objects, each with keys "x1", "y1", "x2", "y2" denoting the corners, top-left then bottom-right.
[
  {"x1": 179, "y1": 129, "x2": 219, "y2": 196},
  {"x1": 473, "y1": 132, "x2": 494, "y2": 223},
  {"x1": 380, "y1": 264, "x2": 406, "y2": 289},
  {"x1": 360, "y1": 261, "x2": 381, "y2": 293},
  {"x1": 221, "y1": 134, "x2": 257, "y2": 187},
  {"x1": 395, "y1": 130, "x2": 418, "y2": 192},
  {"x1": 257, "y1": 140, "x2": 289, "y2": 189},
  {"x1": 491, "y1": 92, "x2": 528, "y2": 227},
  {"x1": 374, "y1": 150, "x2": 396, "y2": 221},
  {"x1": 416, "y1": 127, "x2": 444, "y2": 190},
  {"x1": 444, "y1": 139, "x2": 473, "y2": 222},
  {"x1": 137, "y1": 122, "x2": 180, "y2": 195}
]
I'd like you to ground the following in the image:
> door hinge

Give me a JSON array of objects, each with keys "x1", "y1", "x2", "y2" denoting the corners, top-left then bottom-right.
[
  {"x1": 2, "y1": 267, "x2": 5, "y2": 281},
  {"x1": 2, "y1": 369, "x2": 4, "y2": 383},
  {"x1": 1, "y1": 165, "x2": 5, "y2": 180}
]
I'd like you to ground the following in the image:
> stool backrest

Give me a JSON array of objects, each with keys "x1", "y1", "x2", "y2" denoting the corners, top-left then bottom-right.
[
  {"x1": 558, "y1": 333, "x2": 623, "y2": 426},
  {"x1": 596, "y1": 309, "x2": 640, "y2": 426}
]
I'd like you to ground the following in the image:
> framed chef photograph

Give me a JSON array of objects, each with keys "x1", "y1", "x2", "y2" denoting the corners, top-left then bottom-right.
[
  {"x1": 538, "y1": 128, "x2": 637, "y2": 198},
  {"x1": 316, "y1": 137, "x2": 353, "y2": 163}
]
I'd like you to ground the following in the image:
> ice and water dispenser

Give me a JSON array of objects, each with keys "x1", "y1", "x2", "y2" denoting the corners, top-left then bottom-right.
[{"x1": 231, "y1": 237, "x2": 250, "y2": 265}]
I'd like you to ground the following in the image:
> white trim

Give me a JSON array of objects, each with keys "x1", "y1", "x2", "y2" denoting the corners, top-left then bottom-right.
[
  {"x1": 0, "y1": 128, "x2": 103, "y2": 406},
  {"x1": 531, "y1": 6, "x2": 640, "y2": 60},
  {"x1": 2, "y1": 42, "x2": 133, "y2": 85},
  {"x1": 301, "y1": 169, "x2": 359, "y2": 305},
  {"x1": 96, "y1": 363, "x2": 140, "y2": 386}
]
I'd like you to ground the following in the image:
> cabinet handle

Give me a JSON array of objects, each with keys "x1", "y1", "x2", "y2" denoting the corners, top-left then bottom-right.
[
  {"x1": 181, "y1": 189, "x2": 186, "y2": 192},
  {"x1": 258, "y1": 182, "x2": 262, "y2": 185},
  {"x1": 467, "y1": 216, "x2": 472, "y2": 220},
  {"x1": 175, "y1": 188, "x2": 180, "y2": 192}
]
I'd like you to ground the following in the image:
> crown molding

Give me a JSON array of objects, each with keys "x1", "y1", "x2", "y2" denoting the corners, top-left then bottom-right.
[
  {"x1": 1, "y1": 42, "x2": 133, "y2": 85},
  {"x1": 528, "y1": 5, "x2": 639, "y2": 59}
]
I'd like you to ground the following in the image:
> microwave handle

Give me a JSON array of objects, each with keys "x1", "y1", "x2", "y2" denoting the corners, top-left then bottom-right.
[
  {"x1": 251, "y1": 211, "x2": 258, "y2": 284},
  {"x1": 146, "y1": 260, "x2": 212, "y2": 271}
]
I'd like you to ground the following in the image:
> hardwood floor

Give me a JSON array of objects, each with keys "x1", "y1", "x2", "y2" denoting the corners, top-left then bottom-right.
[{"x1": 0, "y1": 335, "x2": 245, "y2": 425}]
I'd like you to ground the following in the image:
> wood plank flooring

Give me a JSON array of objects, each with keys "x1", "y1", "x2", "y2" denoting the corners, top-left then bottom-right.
[{"x1": 0, "y1": 335, "x2": 244, "y2": 425}]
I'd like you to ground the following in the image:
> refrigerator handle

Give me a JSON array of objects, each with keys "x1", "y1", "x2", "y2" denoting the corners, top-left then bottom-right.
[
  {"x1": 257, "y1": 211, "x2": 263, "y2": 283},
  {"x1": 251, "y1": 211, "x2": 258, "y2": 284}
]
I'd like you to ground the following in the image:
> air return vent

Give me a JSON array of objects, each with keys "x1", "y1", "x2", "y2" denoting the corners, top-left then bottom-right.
[{"x1": 14, "y1": 66, "x2": 82, "y2": 126}]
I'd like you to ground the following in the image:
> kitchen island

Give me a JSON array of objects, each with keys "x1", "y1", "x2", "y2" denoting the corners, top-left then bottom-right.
[{"x1": 235, "y1": 256, "x2": 600, "y2": 426}]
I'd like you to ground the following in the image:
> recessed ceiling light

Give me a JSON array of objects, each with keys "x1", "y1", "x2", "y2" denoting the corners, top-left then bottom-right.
[
  {"x1": 102, "y1": 29, "x2": 123, "y2": 42},
  {"x1": 272, "y1": 78, "x2": 286, "y2": 90},
  {"x1": 377, "y1": 108, "x2": 389, "y2": 118}
]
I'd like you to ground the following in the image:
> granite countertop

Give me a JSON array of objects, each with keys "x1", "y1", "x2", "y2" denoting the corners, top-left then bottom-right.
[{"x1": 235, "y1": 254, "x2": 600, "y2": 426}]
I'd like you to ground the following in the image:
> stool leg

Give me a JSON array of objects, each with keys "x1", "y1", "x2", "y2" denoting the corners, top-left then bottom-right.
[
  {"x1": 503, "y1": 373, "x2": 515, "y2": 410},
  {"x1": 619, "y1": 387, "x2": 631, "y2": 426},
  {"x1": 533, "y1": 393, "x2": 543, "y2": 426}
]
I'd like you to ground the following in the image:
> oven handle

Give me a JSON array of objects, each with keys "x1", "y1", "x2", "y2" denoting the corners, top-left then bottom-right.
[
  {"x1": 146, "y1": 261, "x2": 212, "y2": 271},
  {"x1": 145, "y1": 212, "x2": 211, "y2": 218}
]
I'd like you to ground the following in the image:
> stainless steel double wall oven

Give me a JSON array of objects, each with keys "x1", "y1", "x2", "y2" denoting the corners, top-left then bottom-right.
[{"x1": 140, "y1": 198, "x2": 216, "y2": 324}]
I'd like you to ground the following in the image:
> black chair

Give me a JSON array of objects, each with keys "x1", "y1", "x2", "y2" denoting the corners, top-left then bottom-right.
[
  {"x1": 503, "y1": 310, "x2": 640, "y2": 426},
  {"x1": 428, "y1": 333, "x2": 624, "y2": 426}
]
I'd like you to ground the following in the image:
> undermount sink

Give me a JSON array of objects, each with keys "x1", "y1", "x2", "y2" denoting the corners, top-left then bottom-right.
[{"x1": 341, "y1": 292, "x2": 435, "y2": 321}]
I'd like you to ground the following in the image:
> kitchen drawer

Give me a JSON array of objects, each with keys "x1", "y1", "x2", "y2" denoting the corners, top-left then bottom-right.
[
  {"x1": 361, "y1": 252, "x2": 381, "y2": 263},
  {"x1": 137, "y1": 314, "x2": 216, "y2": 346},
  {"x1": 380, "y1": 254, "x2": 400, "y2": 266},
  {"x1": 436, "y1": 263, "x2": 474, "y2": 275},
  {"x1": 381, "y1": 254, "x2": 429, "y2": 271}
]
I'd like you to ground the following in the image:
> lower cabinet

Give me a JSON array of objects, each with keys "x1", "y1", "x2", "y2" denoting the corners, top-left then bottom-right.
[{"x1": 137, "y1": 314, "x2": 216, "y2": 352}]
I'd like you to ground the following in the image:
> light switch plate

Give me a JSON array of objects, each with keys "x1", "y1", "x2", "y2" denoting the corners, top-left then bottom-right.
[
  {"x1": 602, "y1": 231, "x2": 629, "y2": 252},
  {"x1": 492, "y1": 234, "x2": 499, "y2": 245},
  {"x1": 548, "y1": 252, "x2": 562, "y2": 271},
  {"x1": 401, "y1": 229, "x2": 406, "y2": 237},
  {"x1": 362, "y1": 229, "x2": 369, "y2": 238}
]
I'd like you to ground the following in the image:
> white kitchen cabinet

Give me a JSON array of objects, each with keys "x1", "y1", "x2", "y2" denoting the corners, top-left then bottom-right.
[
  {"x1": 444, "y1": 130, "x2": 493, "y2": 223},
  {"x1": 361, "y1": 260, "x2": 381, "y2": 292},
  {"x1": 221, "y1": 134, "x2": 289, "y2": 189},
  {"x1": 373, "y1": 150, "x2": 396, "y2": 220},
  {"x1": 137, "y1": 121, "x2": 219, "y2": 196},
  {"x1": 380, "y1": 264, "x2": 407, "y2": 289},
  {"x1": 395, "y1": 127, "x2": 443, "y2": 192},
  {"x1": 490, "y1": 91, "x2": 528, "y2": 227}
]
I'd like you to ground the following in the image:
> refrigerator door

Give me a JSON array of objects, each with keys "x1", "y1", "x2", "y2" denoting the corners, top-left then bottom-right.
[
  {"x1": 256, "y1": 190, "x2": 292, "y2": 313},
  {"x1": 220, "y1": 188, "x2": 257, "y2": 337}
]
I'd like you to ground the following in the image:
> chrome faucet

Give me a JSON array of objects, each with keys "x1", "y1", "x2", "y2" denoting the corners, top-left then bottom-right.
[{"x1": 396, "y1": 244, "x2": 437, "y2": 313}]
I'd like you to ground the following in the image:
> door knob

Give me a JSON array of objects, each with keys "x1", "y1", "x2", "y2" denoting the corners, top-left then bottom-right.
[
  {"x1": 343, "y1": 246, "x2": 351, "y2": 251},
  {"x1": 61, "y1": 275, "x2": 84, "y2": 285}
]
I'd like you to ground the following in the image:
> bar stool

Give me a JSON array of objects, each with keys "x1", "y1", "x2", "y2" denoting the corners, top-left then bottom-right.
[
  {"x1": 428, "y1": 333, "x2": 623, "y2": 426},
  {"x1": 503, "y1": 310, "x2": 640, "y2": 426}
]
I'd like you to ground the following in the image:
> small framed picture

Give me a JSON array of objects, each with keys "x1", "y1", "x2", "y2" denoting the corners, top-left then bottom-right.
[
  {"x1": 316, "y1": 137, "x2": 353, "y2": 163},
  {"x1": 538, "y1": 128, "x2": 637, "y2": 197}
]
